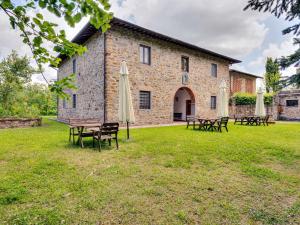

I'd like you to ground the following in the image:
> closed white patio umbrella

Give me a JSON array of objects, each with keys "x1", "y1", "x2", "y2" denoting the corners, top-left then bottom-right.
[
  {"x1": 118, "y1": 61, "x2": 135, "y2": 139},
  {"x1": 217, "y1": 80, "x2": 229, "y2": 118},
  {"x1": 255, "y1": 87, "x2": 266, "y2": 117}
]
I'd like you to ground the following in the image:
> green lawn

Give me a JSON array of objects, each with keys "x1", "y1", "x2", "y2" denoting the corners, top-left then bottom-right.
[{"x1": 0, "y1": 118, "x2": 299, "y2": 224}]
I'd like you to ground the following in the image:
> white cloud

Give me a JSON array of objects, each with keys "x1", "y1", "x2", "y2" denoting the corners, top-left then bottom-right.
[
  {"x1": 111, "y1": 0, "x2": 269, "y2": 58},
  {"x1": 0, "y1": 14, "x2": 31, "y2": 59},
  {"x1": 248, "y1": 36, "x2": 298, "y2": 77},
  {"x1": 0, "y1": 0, "x2": 279, "y2": 85}
]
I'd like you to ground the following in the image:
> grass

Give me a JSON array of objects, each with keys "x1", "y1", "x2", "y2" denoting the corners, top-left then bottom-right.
[{"x1": 0, "y1": 118, "x2": 299, "y2": 224}]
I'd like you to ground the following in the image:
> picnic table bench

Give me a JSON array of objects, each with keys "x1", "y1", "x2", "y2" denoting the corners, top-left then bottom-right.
[
  {"x1": 68, "y1": 118, "x2": 101, "y2": 148},
  {"x1": 68, "y1": 118, "x2": 120, "y2": 149},
  {"x1": 187, "y1": 116, "x2": 229, "y2": 132},
  {"x1": 234, "y1": 115, "x2": 270, "y2": 126}
]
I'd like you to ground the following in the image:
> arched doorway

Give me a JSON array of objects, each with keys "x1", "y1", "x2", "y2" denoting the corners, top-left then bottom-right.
[{"x1": 173, "y1": 87, "x2": 195, "y2": 121}]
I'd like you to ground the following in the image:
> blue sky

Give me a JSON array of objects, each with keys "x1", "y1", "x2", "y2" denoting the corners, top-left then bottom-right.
[{"x1": 0, "y1": 0, "x2": 298, "y2": 83}]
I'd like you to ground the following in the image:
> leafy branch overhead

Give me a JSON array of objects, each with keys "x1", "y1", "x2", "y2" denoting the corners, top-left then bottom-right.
[
  {"x1": 0, "y1": 0, "x2": 112, "y2": 96},
  {"x1": 245, "y1": 0, "x2": 300, "y2": 88},
  {"x1": 244, "y1": 0, "x2": 300, "y2": 35}
]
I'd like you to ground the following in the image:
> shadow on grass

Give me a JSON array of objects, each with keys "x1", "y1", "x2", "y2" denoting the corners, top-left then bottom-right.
[{"x1": 65, "y1": 138, "x2": 119, "y2": 152}]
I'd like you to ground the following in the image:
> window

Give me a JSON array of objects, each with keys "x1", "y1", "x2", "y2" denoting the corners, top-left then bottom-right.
[
  {"x1": 210, "y1": 96, "x2": 217, "y2": 109},
  {"x1": 181, "y1": 56, "x2": 189, "y2": 72},
  {"x1": 246, "y1": 79, "x2": 254, "y2": 93},
  {"x1": 286, "y1": 100, "x2": 298, "y2": 107},
  {"x1": 72, "y1": 94, "x2": 77, "y2": 108},
  {"x1": 72, "y1": 59, "x2": 76, "y2": 74},
  {"x1": 211, "y1": 63, "x2": 217, "y2": 77},
  {"x1": 139, "y1": 91, "x2": 151, "y2": 109},
  {"x1": 63, "y1": 99, "x2": 66, "y2": 109},
  {"x1": 139, "y1": 45, "x2": 151, "y2": 65}
]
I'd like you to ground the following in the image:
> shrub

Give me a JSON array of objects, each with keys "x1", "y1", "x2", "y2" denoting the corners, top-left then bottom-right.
[
  {"x1": 231, "y1": 92, "x2": 274, "y2": 106},
  {"x1": 264, "y1": 93, "x2": 274, "y2": 106},
  {"x1": 232, "y1": 93, "x2": 256, "y2": 105}
]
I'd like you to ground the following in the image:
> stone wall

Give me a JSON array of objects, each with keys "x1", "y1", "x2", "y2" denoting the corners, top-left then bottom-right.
[
  {"x1": 105, "y1": 25, "x2": 232, "y2": 125},
  {"x1": 275, "y1": 90, "x2": 300, "y2": 121},
  {"x1": 229, "y1": 105, "x2": 274, "y2": 118},
  {"x1": 57, "y1": 31, "x2": 105, "y2": 122},
  {"x1": 0, "y1": 118, "x2": 42, "y2": 129}
]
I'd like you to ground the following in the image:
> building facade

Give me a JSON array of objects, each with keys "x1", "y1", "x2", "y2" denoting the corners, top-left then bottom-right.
[
  {"x1": 229, "y1": 69, "x2": 259, "y2": 95},
  {"x1": 58, "y1": 18, "x2": 243, "y2": 125},
  {"x1": 275, "y1": 90, "x2": 300, "y2": 121}
]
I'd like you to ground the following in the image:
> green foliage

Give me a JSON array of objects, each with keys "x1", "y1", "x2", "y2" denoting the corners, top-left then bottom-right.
[
  {"x1": 244, "y1": 0, "x2": 300, "y2": 88},
  {"x1": 264, "y1": 57, "x2": 281, "y2": 93},
  {"x1": 232, "y1": 93, "x2": 256, "y2": 105},
  {"x1": 0, "y1": 84, "x2": 57, "y2": 118},
  {"x1": 244, "y1": 0, "x2": 300, "y2": 35},
  {"x1": 280, "y1": 68, "x2": 300, "y2": 88},
  {"x1": 232, "y1": 92, "x2": 274, "y2": 105},
  {"x1": 0, "y1": 51, "x2": 36, "y2": 112},
  {"x1": 49, "y1": 74, "x2": 76, "y2": 99},
  {"x1": 0, "y1": 51, "x2": 57, "y2": 118},
  {"x1": 0, "y1": 0, "x2": 113, "y2": 97},
  {"x1": 24, "y1": 84, "x2": 58, "y2": 116},
  {"x1": 264, "y1": 93, "x2": 274, "y2": 105}
]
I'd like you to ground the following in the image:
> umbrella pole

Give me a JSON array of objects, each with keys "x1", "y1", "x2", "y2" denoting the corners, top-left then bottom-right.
[{"x1": 127, "y1": 121, "x2": 130, "y2": 140}]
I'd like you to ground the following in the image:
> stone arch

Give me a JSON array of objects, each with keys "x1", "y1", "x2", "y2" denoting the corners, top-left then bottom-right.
[{"x1": 173, "y1": 87, "x2": 196, "y2": 121}]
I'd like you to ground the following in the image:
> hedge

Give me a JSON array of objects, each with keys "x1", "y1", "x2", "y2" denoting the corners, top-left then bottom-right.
[{"x1": 231, "y1": 92, "x2": 274, "y2": 106}]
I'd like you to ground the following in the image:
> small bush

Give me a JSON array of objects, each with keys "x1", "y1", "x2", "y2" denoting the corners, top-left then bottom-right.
[
  {"x1": 231, "y1": 92, "x2": 274, "y2": 106},
  {"x1": 264, "y1": 93, "x2": 274, "y2": 106},
  {"x1": 232, "y1": 93, "x2": 256, "y2": 105}
]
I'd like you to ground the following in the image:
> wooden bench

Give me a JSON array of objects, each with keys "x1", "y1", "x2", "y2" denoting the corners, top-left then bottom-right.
[{"x1": 92, "y1": 123, "x2": 119, "y2": 150}]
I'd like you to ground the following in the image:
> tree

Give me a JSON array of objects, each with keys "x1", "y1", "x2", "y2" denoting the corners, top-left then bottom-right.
[
  {"x1": 0, "y1": 0, "x2": 112, "y2": 96},
  {"x1": 264, "y1": 57, "x2": 281, "y2": 92},
  {"x1": 244, "y1": 0, "x2": 300, "y2": 88},
  {"x1": 25, "y1": 84, "x2": 57, "y2": 115},
  {"x1": 0, "y1": 51, "x2": 58, "y2": 117},
  {"x1": 0, "y1": 50, "x2": 36, "y2": 111}
]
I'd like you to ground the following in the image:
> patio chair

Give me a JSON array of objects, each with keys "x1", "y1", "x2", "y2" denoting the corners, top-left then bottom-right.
[
  {"x1": 259, "y1": 115, "x2": 270, "y2": 126},
  {"x1": 198, "y1": 119, "x2": 209, "y2": 131},
  {"x1": 234, "y1": 115, "x2": 246, "y2": 125},
  {"x1": 93, "y1": 122, "x2": 119, "y2": 150},
  {"x1": 217, "y1": 117, "x2": 229, "y2": 132},
  {"x1": 186, "y1": 115, "x2": 196, "y2": 129}
]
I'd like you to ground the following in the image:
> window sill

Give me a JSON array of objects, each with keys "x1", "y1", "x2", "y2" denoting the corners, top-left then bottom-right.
[{"x1": 140, "y1": 62, "x2": 151, "y2": 66}]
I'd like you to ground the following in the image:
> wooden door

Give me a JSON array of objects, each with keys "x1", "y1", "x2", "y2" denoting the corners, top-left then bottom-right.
[{"x1": 186, "y1": 100, "x2": 192, "y2": 115}]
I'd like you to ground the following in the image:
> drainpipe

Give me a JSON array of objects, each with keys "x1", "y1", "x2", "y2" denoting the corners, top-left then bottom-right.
[{"x1": 103, "y1": 32, "x2": 107, "y2": 123}]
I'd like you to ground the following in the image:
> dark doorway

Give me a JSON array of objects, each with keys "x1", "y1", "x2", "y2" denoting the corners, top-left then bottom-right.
[{"x1": 186, "y1": 100, "x2": 192, "y2": 116}]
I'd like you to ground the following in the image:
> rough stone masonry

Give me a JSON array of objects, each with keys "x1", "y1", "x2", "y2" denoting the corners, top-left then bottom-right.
[{"x1": 57, "y1": 19, "x2": 240, "y2": 125}]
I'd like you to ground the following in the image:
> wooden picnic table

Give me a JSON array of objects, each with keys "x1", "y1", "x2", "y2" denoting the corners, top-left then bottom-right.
[
  {"x1": 244, "y1": 116, "x2": 260, "y2": 126},
  {"x1": 197, "y1": 118, "x2": 219, "y2": 131},
  {"x1": 72, "y1": 123, "x2": 102, "y2": 148}
]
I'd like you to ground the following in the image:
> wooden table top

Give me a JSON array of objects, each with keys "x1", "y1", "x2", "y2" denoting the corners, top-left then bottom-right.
[
  {"x1": 72, "y1": 123, "x2": 102, "y2": 128},
  {"x1": 198, "y1": 118, "x2": 218, "y2": 121}
]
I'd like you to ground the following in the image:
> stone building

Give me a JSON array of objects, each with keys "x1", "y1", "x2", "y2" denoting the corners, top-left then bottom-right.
[
  {"x1": 275, "y1": 90, "x2": 300, "y2": 121},
  {"x1": 57, "y1": 18, "x2": 248, "y2": 125},
  {"x1": 229, "y1": 69, "x2": 260, "y2": 95}
]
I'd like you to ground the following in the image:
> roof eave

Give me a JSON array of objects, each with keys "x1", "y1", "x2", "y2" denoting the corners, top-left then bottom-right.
[
  {"x1": 57, "y1": 17, "x2": 241, "y2": 65},
  {"x1": 229, "y1": 69, "x2": 262, "y2": 78}
]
